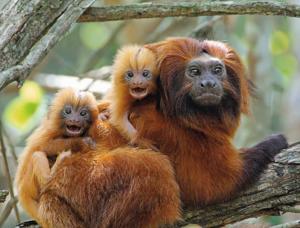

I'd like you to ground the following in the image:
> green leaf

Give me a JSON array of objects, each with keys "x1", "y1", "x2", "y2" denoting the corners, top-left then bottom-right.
[
  {"x1": 269, "y1": 30, "x2": 289, "y2": 55},
  {"x1": 3, "y1": 81, "x2": 44, "y2": 131}
]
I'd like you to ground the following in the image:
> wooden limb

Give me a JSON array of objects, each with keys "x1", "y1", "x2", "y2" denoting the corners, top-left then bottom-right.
[
  {"x1": 169, "y1": 145, "x2": 300, "y2": 227},
  {"x1": 272, "y1": 220, "x2": 300, "y2": 228},
  {"x1": 0, "y1": 197, "x2": 18, "y2": 227},
  {"x1": 0, "y1": 0, "x2": 96, "y2": 91},
  {"x1": 0, "y1": 122, "x2": 20, "y2": 223},
  {"x1": 79, "y1": 1, "x2": 300, "y2": 23},
  {"x1": 0, "y1": 190, "x2": 8, "y2": 203}
]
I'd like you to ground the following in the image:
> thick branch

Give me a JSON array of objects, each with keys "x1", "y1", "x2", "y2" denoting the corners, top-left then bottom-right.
[
  {"x1": 174, "y1": 145, "x2": 300, "y2": 227},
  {"x1": 79, "y1": 1, "x2": 300, "y2": 22},
  {"x1": 0, "y1": 0, "x2": 96, "y2": 91},
  {"x1": 0, "y1": 190, "x2": 8, "y2": 203}
]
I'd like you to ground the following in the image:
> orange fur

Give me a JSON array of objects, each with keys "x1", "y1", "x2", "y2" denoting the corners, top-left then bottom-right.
[
  {"x1": 27, "y1": 38, "x2": 286, "y2": 228},
  {"x1": 34, "y1": 90, "x2": 180, "y2": 228},
  {"x1": 15, "y1": 88, "x2": 99, "y2": 222},
  {"x1": 38, "y1": 147, "x2": 181, "y2": 228},
  {"x1": 123, "y1": 37, "x2": 286, "y2": 206},
  {"x1": 108, "y1": 45, "x2": 159, "y2": 148}
]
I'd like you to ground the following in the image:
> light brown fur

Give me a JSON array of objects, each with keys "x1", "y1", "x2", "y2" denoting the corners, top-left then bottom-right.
[
  {"x1": 38, "y1": 147, "x2": 181, "y2": 228},
  {"x1": 15, "y1": 88, "x2": 99, "y2": 222},
  {"x1": 107, "y1": 45, "x2": 159, "y2": 148}
]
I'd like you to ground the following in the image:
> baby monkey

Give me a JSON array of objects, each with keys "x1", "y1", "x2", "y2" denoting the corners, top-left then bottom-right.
[
  {"x1": 100, "y1": 45, "x2": 159, "y2": 149},
  {"x1": 15, "y1": 88, "x2": 98, "y2": 222}
]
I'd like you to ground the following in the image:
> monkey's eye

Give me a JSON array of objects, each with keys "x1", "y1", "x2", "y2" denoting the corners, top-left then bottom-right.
[
  {"x1": 189, "y1": 68, "x2": 201, "y2": 76},
  {"x1": 80, "y1": 110, "x2": 88, "y2": 116},
  {"x1": 142, "y1": 70, "x2": 150, "y2": 78},
  {"x1": 64, "y1": 106, "x2": 72, "y2": 115},
  {"x1": 125, "y1": 71, "x2": 134, "y2": 79},
  {"x1": 212, "y1": 65, "x2": 223, "y2": 75}
]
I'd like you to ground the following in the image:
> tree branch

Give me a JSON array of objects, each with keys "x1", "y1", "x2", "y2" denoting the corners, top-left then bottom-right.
[
  {"x1": 79, "y1": 1, "x2": 300, "y2": 23},
  {"x1": 0, "y1": 0, "x2": 96, "y2": 91},
  {"x1": 171, "y1": 145, "x2": 300, "y2": 227}
]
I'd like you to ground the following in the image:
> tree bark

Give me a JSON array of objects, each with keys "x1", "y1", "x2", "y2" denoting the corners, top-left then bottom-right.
[
  {"x1": 0, "y1": 0, "x2": 96, "y2": 91},
  {"x1": 174, "y1": 144, "x2": 300, "y2": 227},
  {"x1": 79, "y1": 1, "x2": 300, "y2": 23},
  {"x1": 0, "y1": 190, "x2": 8, "y2": 203}
]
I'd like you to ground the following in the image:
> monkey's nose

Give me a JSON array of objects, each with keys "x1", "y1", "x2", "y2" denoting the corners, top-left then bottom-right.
[
  {"x1": 200, "y1": 79, "x2": 216, "y2": 88},
  {"x1": 132, "y1": 81, "x2": 143, "y2": 86},
  {"x1": 67, "y1": 119, "x2": 81, "y2": 126}
]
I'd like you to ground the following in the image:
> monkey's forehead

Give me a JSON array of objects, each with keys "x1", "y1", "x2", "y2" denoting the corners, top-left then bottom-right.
[{"x1": 188, "y1": 54, "x2": 224, "y2": 65}]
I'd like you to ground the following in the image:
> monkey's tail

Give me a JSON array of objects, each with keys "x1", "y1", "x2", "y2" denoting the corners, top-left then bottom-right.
[{"x1": 237, "y1": 134, "x2": 288, "y2": 192}]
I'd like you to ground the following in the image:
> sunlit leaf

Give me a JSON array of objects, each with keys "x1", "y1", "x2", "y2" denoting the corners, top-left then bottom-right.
[
  {"x1": 20, "y1": 80, "x2": 44, "y2": 103},
  {"x1": 3, "y1": 81, "x2": 44, "y2": 131},
  {"x1": 269, "y1": 30, "x2": 289, "y2": 55},
  {"x1": 79, "y1": 23, "x2": 110, "y2": 50}
]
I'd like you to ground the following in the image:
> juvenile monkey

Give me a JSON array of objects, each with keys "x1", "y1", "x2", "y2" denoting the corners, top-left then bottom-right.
[
  {"x1": 15, "y1": 88, "x2": 98, "y2": 222},
  {"x1": 101, "y1": 45, "x2": 159, "y2": 149}
]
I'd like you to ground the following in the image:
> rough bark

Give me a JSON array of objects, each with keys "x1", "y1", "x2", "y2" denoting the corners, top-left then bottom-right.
[
  {"x1": 0, "y1": 0, "x2": 96, "y2": 91},
  {"x1": 79, "y1": 1, "x2": 300, "y2": 22},
  {"x1": 0, "y1": 190, "x2": 8, "y2": 203}
]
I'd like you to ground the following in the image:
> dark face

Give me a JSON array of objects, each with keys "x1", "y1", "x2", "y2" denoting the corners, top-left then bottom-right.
[
  {"x1": 185, "y1": 53, "x2": 226, "y2": 106},
  {"x1": 124, "y1": 69, "x2": 154, "y2": 100},
  {"x1": 61, "y1": 105, "x2": 91, "y2": 137}
]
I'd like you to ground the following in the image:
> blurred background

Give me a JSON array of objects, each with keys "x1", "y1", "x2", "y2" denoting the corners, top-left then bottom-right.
[{"x1": 0, "y1": 0, "x2": 300, "y2": 227}]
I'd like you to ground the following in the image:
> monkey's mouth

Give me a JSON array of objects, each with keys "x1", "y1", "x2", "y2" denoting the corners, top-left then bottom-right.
[
  {"x1": 192, "y1": 93, "x2": 222, "y2": 106},
  {"x1": 66, "y1": 124, "x2": 84, "y2": 137},
  {"x1": 129, "y1": 87, "x2": 148, "y2": 100}
]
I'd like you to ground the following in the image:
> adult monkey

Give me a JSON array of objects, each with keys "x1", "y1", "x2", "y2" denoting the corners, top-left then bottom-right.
[
  {"x1": 38, "y1": 38, "x2": 287, "y2": 227},
  {"x1": 129, "y1": 37, "x2": 288, "y2": 206}
]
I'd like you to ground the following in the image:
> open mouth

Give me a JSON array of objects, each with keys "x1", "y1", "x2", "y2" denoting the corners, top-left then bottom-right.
[
  {"x1": 66, "y1": 124, "x2": 83, "y2": 137},
  {"x1": 129, "y1": 87, "x2": 148, "y2": 100}
]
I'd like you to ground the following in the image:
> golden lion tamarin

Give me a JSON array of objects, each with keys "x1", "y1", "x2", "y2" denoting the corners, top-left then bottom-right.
[
  {"x1": 15, "y1": 88, "x2": 99, "y2": 222},
  {"x1": 100, "y1": 45, "x2": 159, "y2": 149},
  {"x1": 127, "y1": 37, "x2": 288, "y2": 206}
]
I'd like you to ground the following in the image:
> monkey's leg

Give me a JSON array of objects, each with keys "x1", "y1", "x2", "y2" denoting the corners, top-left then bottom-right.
[
  {"x1": 18, "y1": 190, "x2": 40, "y2": 223},
  {"x1": 38, "y1": 191, "x2": 86, "y2": 228},
  {"x1": 90, "y1": 150, "x2": 181, "y2": 228},
  {"x1": 32, "y1": 151, "x2": 51, "y2": 187},
  {"x1": 238, "y1": 134, "x2": 288, "y2": 191}
]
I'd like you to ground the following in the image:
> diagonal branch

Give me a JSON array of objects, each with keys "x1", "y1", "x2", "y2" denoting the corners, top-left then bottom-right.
[
  {"x1": 0, "y1": 0, "x2": 96, "y2": 91},
  {"x1": 79, "y1": 1, "x2": 300, "y2": 23}
]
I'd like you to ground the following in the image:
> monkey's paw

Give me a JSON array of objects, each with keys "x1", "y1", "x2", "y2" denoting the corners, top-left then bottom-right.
[
  {"x1": 129, "y1": 138, "x2": 159, "y2": 152},
  {"x1": 57, "y1": 150, "x2": 72, "y2": 161},
  {"x1": 98, "y1": 109, "x2": 111, "y2": 121},
  {"x1": 83, "y1": 137, "x2": 96, "y2": 150}
]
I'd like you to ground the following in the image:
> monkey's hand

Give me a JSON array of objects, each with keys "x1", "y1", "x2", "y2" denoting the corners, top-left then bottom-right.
[
  {"x1": 82, "y1": 137, "x2": 96, "y2": 150},
  {"x1": 51, "y1": 151, "x2": 72, "y2": 175},
  {"x1": 32, "y1": 151, "x2": 51, "y2": 187},
  {"x1": 98, "y1": 109, "x2": 111, "y2": 121},
  {"x1": 129, "y1": 137, "x2": 159, "y2": 152}
]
